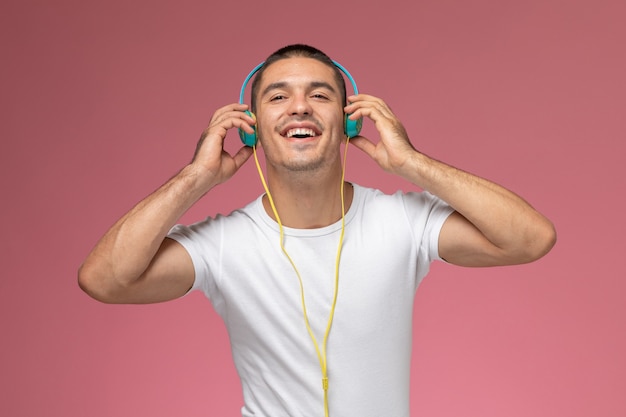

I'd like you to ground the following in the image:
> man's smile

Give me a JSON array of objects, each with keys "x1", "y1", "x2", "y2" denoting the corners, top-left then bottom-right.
[
  {"x1": 279, "y1": 121, "x2": 323, "y2": 140},
  {"x1": 285, "y1": 128, "x2": 317, "y2": 139}
]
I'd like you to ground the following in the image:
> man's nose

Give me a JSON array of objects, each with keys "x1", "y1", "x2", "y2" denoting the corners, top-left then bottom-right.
[{"x1": 288, "y1": 93, "x2": 312, "y2": 116}]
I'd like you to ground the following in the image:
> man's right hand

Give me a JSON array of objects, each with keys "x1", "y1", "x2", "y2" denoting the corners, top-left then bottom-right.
[{"x1": 189, "y1": 103, "x2": 256, "y2": 190}]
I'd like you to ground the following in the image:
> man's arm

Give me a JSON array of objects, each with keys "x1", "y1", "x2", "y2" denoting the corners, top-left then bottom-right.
[
  {"x1": 78, "y1": 104, "x2": 256, "y2": 303},
  {"x1": 346, "y1": 94, "x2": 556, "y2": 267}
]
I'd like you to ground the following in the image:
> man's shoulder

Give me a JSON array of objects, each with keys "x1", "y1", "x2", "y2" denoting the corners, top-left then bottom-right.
[
  {"x1": 352, "y1": 183, "x2": 451, "y2": 218},
  {"x1": 352, "y1": 183, "x2": 428, "y2": 204},
  {"x1": 170, "y1": 195, "x2": 264, "y2": 235}
]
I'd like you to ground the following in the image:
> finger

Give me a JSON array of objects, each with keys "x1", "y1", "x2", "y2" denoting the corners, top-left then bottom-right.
[
  {"x1": 209, "y1": 108, "x2": 255, "y2": 129},
  {"x1": 204, "y1": 111, "x2": 256, "y2": 140},
  {"x1": 211, "y1": 103, "x2": 249, "y2": 118},
  {"x1": 349, "y1": 135, "x2": 377, "y2": 158},
  {"x1": 207, "y1": 103, "x2": 252, "y2": 129},
  {"x1": 347, "y1": 94, "x2": 390, "y2": 110},
  {"x1": 345, "y1": 96, "x2": 395, "y2": 121},
  {"x1": 231, "y1": 145, "x2": 254, "y2": 170},
  {"x1": 346, "y1": 104, "x2": 391, "y2": 128},
  {"x1": 347, "y1": 93, "x2": 381, "y2": 102}
]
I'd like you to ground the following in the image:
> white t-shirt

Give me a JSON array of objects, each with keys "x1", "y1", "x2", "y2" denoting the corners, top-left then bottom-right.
[{"x1": 168, "y1": 184, "x2": 454, "y2": 417}]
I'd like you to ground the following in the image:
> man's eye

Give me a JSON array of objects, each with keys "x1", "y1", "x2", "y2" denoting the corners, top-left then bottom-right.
[
  {"x1": 270, "y1": 95, "x2": 286, "y2": 101},
  {"x1": 312, "y1": 94, "x2": 328, "y2": 100}
]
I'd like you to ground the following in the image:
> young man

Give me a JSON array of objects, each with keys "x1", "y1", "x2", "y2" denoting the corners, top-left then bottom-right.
[{"x1": 79, "y1": 44, "x2": 556, "y2": 417}]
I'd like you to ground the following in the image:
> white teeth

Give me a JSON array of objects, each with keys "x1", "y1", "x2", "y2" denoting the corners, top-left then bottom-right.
[{"x1": 286, "y1": 128, "x2": 316, "y2": 138}]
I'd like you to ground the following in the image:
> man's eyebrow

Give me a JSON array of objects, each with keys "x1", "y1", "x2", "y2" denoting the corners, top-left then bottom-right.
[
  {"x1": 261, "y1": 82, "x2": 288, "y2": 97},
  {"x1": 260, "y1": 81, "x2": 338, "y2": 97},
  {"x1": 309, "y1": 81, "x2": 337, "y2": 93}
]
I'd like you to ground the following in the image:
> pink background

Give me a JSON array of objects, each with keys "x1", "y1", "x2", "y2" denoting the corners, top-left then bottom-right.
[{"x1": 2, "y1": 0, "x2": 624, "y2": 416}]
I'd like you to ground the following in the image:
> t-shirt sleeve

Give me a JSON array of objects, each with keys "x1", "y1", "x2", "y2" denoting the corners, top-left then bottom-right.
[
  {"x1": 167, "y1": 219, "x2": 221, "y2": 299},
  {"x1": 401, "y1": 191, "x2": 455, "y2": 263}
]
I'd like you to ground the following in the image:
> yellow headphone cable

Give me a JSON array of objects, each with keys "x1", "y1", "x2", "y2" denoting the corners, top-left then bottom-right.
[{"x1": 252, "y1": 136, "x2": 351, "y2": 417}]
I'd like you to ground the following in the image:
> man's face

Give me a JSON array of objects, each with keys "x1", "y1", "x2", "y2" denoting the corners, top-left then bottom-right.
[{"x1": 255, "y1": 57, "x2": 346, "y2": 174}]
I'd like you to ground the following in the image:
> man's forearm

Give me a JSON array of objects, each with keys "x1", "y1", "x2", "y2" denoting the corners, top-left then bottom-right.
[
  {"x1": 401, "y1": 150, "x2": 556, "y2": 262},
  {"x1": 78, "y1": 164, "x2": 212, "y2": 293}
]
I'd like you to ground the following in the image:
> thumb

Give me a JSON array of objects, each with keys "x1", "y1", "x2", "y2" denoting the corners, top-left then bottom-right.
[
  {"x1": 232, "y1": 145, "x2": 254, "y2": 170},
  {"x1": 349, "y1": 135, "x2": 376, "y2": 158}
]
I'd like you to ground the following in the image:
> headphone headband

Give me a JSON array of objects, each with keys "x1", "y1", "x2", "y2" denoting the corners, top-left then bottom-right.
[
  {"x1": 239, "y1": 60, "x2": 360, "y2": 105},
  {"x1": 239, "y1": 62, "x2": 265, "y2": 104}
]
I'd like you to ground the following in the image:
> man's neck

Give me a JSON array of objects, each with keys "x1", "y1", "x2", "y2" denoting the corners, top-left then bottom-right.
[{"x1": 262, "y1": 168, "x2": 353, "y2": 229}]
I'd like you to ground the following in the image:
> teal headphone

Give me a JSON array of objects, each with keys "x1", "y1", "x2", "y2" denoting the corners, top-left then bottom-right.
[{"x1": 238, "y1": 60, "x2": 363, "y2": 146}]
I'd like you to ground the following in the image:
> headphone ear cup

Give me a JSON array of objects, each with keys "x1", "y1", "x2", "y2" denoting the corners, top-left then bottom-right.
[
  {"x1": 238, "y1": 110, "x2": 257, "y2": 146},
  {"x1": 344, "y1": 113, "x2": 363, "y2": 138}
]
